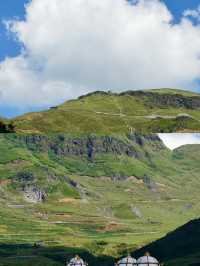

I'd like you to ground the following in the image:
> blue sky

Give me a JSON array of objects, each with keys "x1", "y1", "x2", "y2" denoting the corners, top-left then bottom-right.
[
  {"x1": 0, "y1": 0, "x2": 29, "y2": 117},
  {"x1": 163, "y1": 0, "x2": 200, "y2": 19},
  {"x1": 0, "y1": 0, "x2": 200, "y2": 118},
  {"x1": 0, "y1": 0, "x2": 29, "y2": 61}
]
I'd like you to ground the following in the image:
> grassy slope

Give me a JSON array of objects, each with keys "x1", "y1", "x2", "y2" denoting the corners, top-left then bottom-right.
[
  {"x1": 13, "y1": 89, "x2": 200, "y2": 134},
  {"x1": 0, "y1": 134, "x2": 200, "y2": 265}
]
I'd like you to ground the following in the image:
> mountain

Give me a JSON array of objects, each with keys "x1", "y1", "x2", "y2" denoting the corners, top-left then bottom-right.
[
  {"x1": 133, "y1": 218, "x2": 200, "y2": 266},
  {"x1": 1, "y1": 88, "x2": 200, "y2": 265},
  {"x1": 11, "y1": 88, "x2": 200, "y2": 134},
  {"x1": 0, "y1": 132, "x2": 200, "y2": 265}
]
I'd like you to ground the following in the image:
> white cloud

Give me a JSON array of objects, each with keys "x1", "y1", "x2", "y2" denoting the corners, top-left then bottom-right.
[
  {"x1": 183, "y1": 5, "x2": 200, "y2": 21},
  {"x1": 158, "y1": 133, "x2": 200, "y2": 150},
  {"x1": 1, "y1": 0, "x2": 200, "y2": 111},
  {"x1": 0, "y1": 56, "x2": 78, "y2": 109}
]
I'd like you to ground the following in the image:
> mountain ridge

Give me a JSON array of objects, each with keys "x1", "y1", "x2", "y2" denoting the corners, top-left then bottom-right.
[{"x1": 8, "y1": 88, "x2": 200, "y2": 134}]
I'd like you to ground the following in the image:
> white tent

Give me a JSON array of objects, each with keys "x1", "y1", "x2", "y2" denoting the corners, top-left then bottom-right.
[
  {"x1": 117, "y1": 256, "x2": 137, "y2": 266},
  {"x1": 67, "y1": 257, "x2": 87, "y2": 266},
  {"x1": 137, "y1": 255, "x2": 159, "y2": 266}
]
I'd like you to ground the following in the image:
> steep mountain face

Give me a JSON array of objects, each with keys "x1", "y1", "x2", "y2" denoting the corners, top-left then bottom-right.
[
  {"x1": 15, "y1": 133, "x2": 164, "y2": 161},
  {"x1": 0, "y1": 133, "x2": 166, "y2": 186},
  {"x1": 12, "y1": 89, "x2": 200, "y2": 134}
]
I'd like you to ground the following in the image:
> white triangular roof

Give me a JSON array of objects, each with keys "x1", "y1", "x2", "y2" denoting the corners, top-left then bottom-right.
[
  {"x1": 118, "y1": 256, "x2": 137, "y2": 266},
  {"x1": 68, "y1": 258, "x2": 86, "y2": 266},
  {"x1": 137, "y1": 256, "x2": 159, "y2": 265}
]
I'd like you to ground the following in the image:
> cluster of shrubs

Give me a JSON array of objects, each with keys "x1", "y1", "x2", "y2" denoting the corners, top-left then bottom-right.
[{"x1": 0, "y1": 121, "x2": 15, "y2": 133}]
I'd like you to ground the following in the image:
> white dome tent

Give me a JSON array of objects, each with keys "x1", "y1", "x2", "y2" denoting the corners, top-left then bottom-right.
[
  {"x1": 116, "y1": 255, "x2": 137, "y2": 266},
  {"x1": 67, "y1": 255, "x2": 87, "y2": 266},
  {"x1": 137, "y1": 252, "x2": 160, "y2": 266}
]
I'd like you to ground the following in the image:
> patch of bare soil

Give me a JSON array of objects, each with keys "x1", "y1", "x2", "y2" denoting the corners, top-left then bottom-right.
[
  {"x1": 58, "y1": 197, "x2": 79, "y2": 204},
  {"x1": 127, "y1": 176, "x2": 144, "y2": 184},
  {"x1": 0, "y1": 179, "x2": 11, "y2": 186},
  {"x1": 55, "y1": 213, "x2": 72, "y2": 218},
  {"x1": 98, "y1": 221, "x2": 122, "y2": 232}
]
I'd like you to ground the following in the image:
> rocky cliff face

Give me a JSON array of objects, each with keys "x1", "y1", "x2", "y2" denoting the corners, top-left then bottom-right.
[
  {"x1": 120, "y1": 91, "x2": 200, "y2": 109},
  {"x1": 12, "y1": 133, "x2": 165, "y2": 160},
  {"x1": 1, "y1": 133, "x2": 166, "y2": 204},
  {"x1": 79, "y1": 90, "x2": 200, "y2": 109}
]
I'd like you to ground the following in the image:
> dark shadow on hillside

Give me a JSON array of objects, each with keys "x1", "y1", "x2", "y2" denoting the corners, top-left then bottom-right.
[
  {"x1": 132, "y1": 218, "x2": 200, "y2": 264},
  {"x1": 0, "y1": 243, "x2": 114, "y2": 266}
]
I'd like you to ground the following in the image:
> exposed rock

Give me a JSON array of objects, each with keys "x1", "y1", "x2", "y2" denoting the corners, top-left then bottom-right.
[
  {"x1": 143, "y1": 175, "x2": 158, "y2": 192},
  {"x1": 23, "y1": 185, "x2": 46, "y2": 203},
  {"x1": 184, "y1": 203, "x2": 193, "y2": 210},
  {"x1": 111, "y1": 173, "x2": 128, "y2": 181},
  {"x1": 68, "y1": 179, "x2": 78, "y2": 188},
  {"x1": 120, "y1": 91, "x2": 200, "y2": 109},
  {"x1": 15, "y1": 134, "x2": 164, "y2": 161},
  {"x1": 12, "y1": 171, "x2": 47, "y2": 203},
  {"x1": 98, "y1": 206, "x2": 113, "y2": 218},
  {"x1": 131, "y1": 206, "x2": 142, "y2": 218}
]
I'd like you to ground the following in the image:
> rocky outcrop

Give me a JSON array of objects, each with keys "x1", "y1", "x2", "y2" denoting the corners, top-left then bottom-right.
[
  {"x1": 13, "y1": 133, "x2": 164, "y2": 160},
  {"x1": 23, "y1": 186, "x2": 46, "y2": 203},
  {"x1": 131, "y1": 206, "x2": 142, "y2": 218},
  {"x1": 120, "y1": 91, "x2": 200, "y2": 109},
  {"x1": 143, "y1": 175, "x2": 157, "y2": 192},
  {"x1": 13, "y1": 171, "x2": 47, "y2": 203},
  {"x1": 11, "y1": 170, "x2": 80, "y2": 203},
  {"x1": 79, "y1": 90, "x2": 200, "y2": 109}
]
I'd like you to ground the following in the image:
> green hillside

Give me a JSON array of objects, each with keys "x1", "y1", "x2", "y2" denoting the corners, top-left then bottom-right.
[
  {"x1": 0, "y1": 133, "x2": 199, "y2": 265},
  {"x1": 12, "y1": 89, "x2": 200, "y2": 134}
]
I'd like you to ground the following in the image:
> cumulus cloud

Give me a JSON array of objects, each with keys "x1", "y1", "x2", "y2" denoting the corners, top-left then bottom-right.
[
  {"x1": 0, "y1": 56, "x2": 81, "y2": 109},
  {"x1": 183, "y1": 5, "x2": 200, "y2": 21},
  {"x1": 1, "y1": 0, "x2": 200, "y2": 111},
  {"x1": 158, "y1": 133, "x2": 200, "y2": 150}
]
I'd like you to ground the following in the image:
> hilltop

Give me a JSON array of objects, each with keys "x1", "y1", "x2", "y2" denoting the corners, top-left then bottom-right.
[{"x1": 10, "y1": 88, "x2": 200, "y2": 134}]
